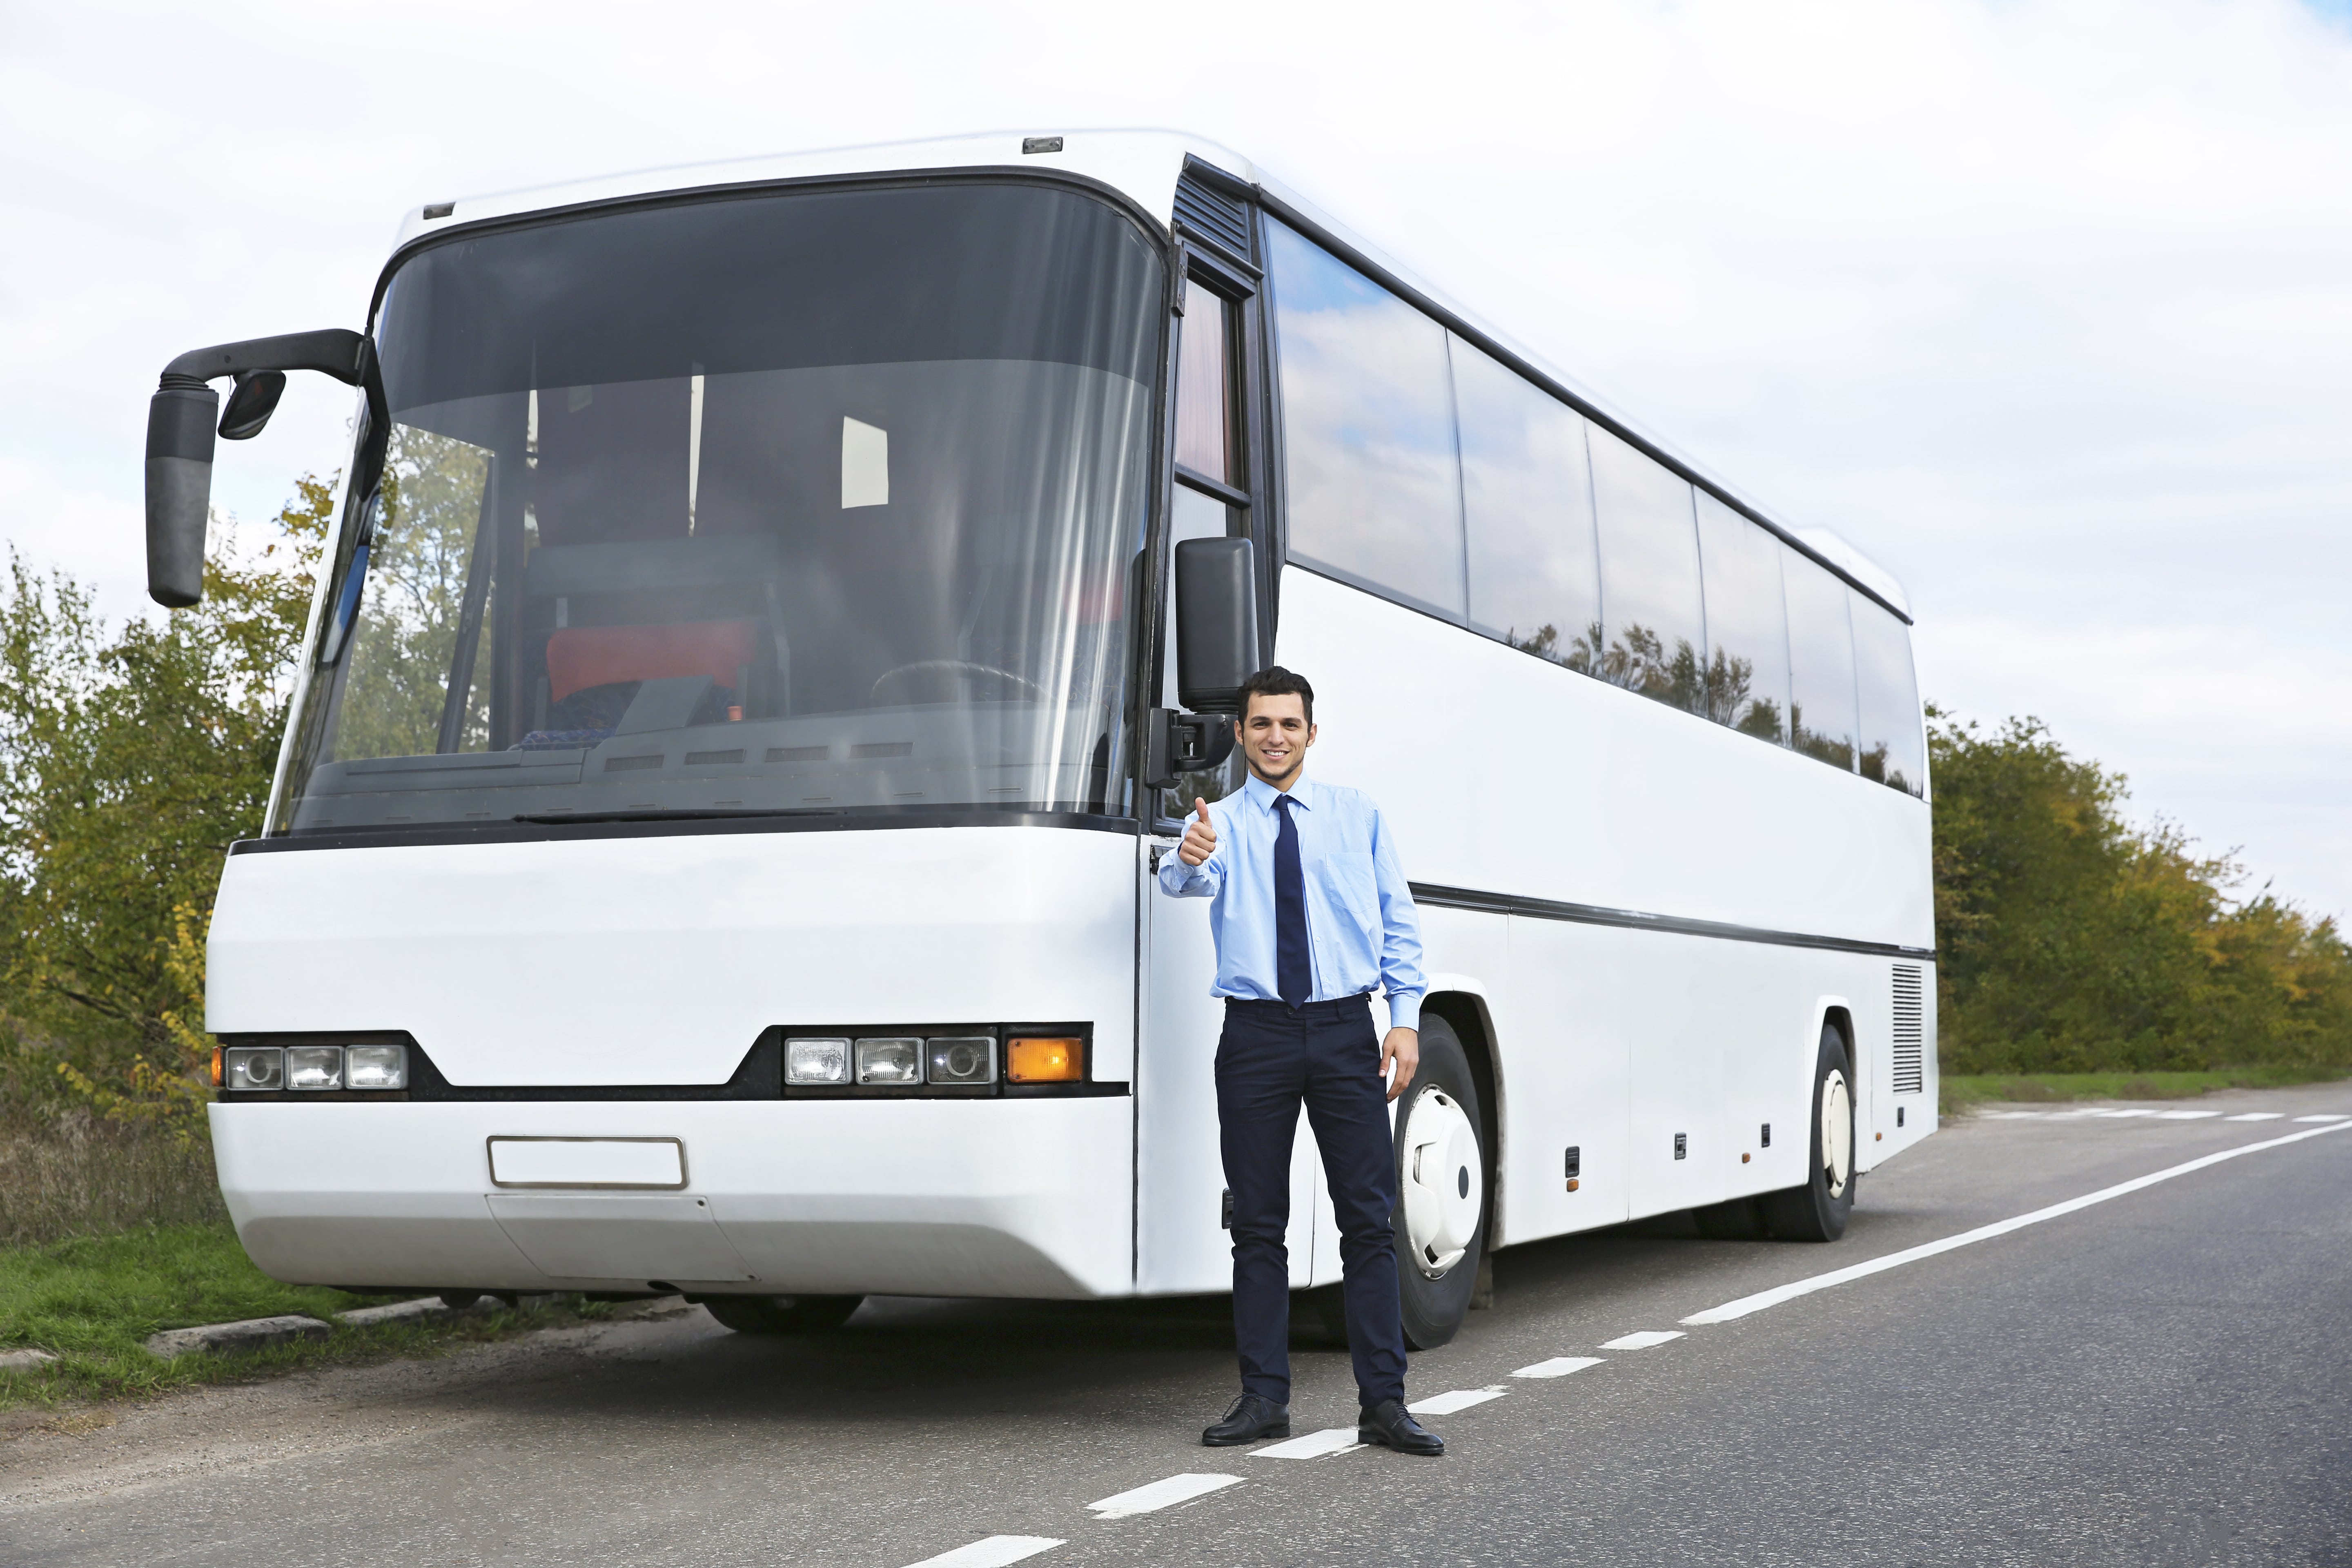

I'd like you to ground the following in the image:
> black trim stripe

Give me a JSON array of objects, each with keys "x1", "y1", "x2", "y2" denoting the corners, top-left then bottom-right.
[{"x1": 1411, "y1": 882, "x2": 1936, "y2": 962}]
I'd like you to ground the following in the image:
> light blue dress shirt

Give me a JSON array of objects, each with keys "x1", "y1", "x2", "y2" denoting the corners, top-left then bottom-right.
[{"x1": 1156, "y1": 772, "x2": 1427, "y2": 1031}]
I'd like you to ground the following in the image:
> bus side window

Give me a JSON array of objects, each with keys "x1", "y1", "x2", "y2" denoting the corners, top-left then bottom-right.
[
  {"x1": 1589, "y1": 428, "x2": 1706, "y2": 713},
  {"x1": 1265, "y1": 218, "x2": 1465, "y2": 619},
  {"x1": 1454, "y1": 334, "x2": 1601, "y2": 670},
  {"x1": 1784, "y1": 549, "x2": 1859, "y2": 770},
  {"x1": 1693, "y1": 492, "x2": 1791, "y2": 743},
  {"x1": 1852, "y1": 599, "x2": 1926, "y2": 797}
]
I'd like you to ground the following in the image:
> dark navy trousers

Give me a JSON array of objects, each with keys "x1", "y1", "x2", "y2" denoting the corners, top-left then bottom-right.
[{"x1": 1216, "y1": 993, "x2": 1406, "y2": 1408}]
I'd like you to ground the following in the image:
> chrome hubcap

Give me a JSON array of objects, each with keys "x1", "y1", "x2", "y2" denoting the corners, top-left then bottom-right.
[{"x1": 1400, "y1": 1087, "x2": 1482, "y2": 1278}]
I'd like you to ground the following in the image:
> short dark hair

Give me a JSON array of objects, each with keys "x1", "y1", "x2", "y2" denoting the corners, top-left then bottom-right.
[{"x1": 1238, "y1": 666, "x2": 1314, "y2": 724}]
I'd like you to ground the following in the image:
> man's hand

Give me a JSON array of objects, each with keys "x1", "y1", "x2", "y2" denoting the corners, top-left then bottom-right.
[
  {"x1": 1380, "y1": 1027, "x2": 1419, "y2": 1102},
  {"x1": 1178, "y1": 797, "x2": 1218, "y2": 866}
]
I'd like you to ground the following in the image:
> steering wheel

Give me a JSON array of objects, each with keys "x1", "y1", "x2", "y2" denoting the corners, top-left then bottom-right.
[{"x1": 869, "y1": 659, "x2": 1045, "y2": 706}]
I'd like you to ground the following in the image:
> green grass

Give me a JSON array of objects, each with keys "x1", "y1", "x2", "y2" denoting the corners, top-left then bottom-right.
[
  {"x1": 0, "y1": 1218, "x2": 615, "y2": 1410},
  {"x1": 1942, "y1": 1065, "x2": 2348, "y2": 1116}
]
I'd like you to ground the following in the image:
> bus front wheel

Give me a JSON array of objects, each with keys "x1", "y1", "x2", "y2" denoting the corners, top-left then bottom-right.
[
  {"x1": 698, "y1": 1294, "x2": 864, "y2": 1334},
  {"x1": 1762, "y1": 1025, "x2": 1857, "y2": 1242},
  {"x1": 1392, "y1": 1016, "x2": 1489, "y2": 1350}
]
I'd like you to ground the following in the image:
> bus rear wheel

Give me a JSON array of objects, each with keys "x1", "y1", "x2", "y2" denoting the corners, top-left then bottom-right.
[
  {"x1": 1393, "y1": 1016, "x2": 1489, "y2": 1350},
  {"x1": 698, "y1": 1293, "x2": 864, "y2": 1334},
  {"x1": 1762, "y1": 1024, "x2": 1857, "y2": 1242}
]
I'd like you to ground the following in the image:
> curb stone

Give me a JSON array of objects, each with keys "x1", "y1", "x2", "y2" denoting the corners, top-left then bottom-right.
[{"x1": 145, "y1": 1315, "x2": 332, "y2": 1360}]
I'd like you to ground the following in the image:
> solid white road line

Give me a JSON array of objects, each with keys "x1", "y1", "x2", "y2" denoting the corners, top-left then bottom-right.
[
  {"x1": 2293, "y1": 1114, "x2": 2348, "y2": 1123},
  {"x1": 2156, "y1": 1110, "x2": 2221, "y2": 1120},
  {"x1": 1683, "y1": 1119, "x2": 2352, "y2": 1327},
  {"x1": 1408, "y1": 1386, "x2": 1508, "y2": 1415},
  {"x1": 904, "y1": 1537, "x2": 1065, "y2": 1568},
  {"x1": 1600, "y1": 1331, "x2": 1686, "y2": 1350},
  {"x1": 1086, "y1": 1474, "x2": 1243, "y2": 1519},
  {"x1": 2226, "y1": 1112, "x2": 2285, "y2": 1121},
  {"x1": 1513, "y1": 1356, "x2": 1606, "y2": 1379},
  {"x1": 1252, "y1": 1428, "x2": 1363, "y2": 1460}
]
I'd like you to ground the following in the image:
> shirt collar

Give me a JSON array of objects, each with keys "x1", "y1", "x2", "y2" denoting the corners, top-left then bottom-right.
[{"x1": 1241, "y1": 771, "x2": 1317, "y2": 815}]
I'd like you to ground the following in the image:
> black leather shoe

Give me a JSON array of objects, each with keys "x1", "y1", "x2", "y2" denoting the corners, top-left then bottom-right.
[
  {"x1": 1358, "y1": 1398, "x2": 1445, "y2": 1456},
  {"x1": 1202, "y1": 1392, "x2": 1291, "y2": 1446}
]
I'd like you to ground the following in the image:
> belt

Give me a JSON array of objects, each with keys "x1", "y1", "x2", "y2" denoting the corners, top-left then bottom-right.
[{"x1": 1223, "y1": 993, "x2": 1374, "y2": 1020}]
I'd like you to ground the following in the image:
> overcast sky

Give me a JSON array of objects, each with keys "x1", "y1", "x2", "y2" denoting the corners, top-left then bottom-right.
[{"x1": 4, "y1": 0, "x2": 2347, "y2": 918}]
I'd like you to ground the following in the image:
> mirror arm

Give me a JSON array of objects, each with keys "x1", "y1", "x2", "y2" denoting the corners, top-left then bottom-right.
[{"x1": 143, "y1": 327, "x2": 380, "y2": 608}]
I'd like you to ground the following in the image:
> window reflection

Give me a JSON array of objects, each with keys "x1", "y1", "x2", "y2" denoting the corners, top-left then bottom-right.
[
  {"x1": 1852, "y1": 597, "x2": 1925, "y2": 796},
  {"x1": 1693, "y1": 492, "x2": 1790, "y2": 743},
  {"x1": 1266, "y1": 220, "x2": 1465, "y2": 618},
  {"x1": 1454, "y1": 334, "x2": 1601, "y2": 670},
  {"x1": 1589, "y1": 428, "x2": 1705, "y2": 712},
  {"x1": 1784, "y1": 550, "x2": 1858, "y2": 770},
  {"x1": 1174, "y1": 279, "x2": 1232, "y2": 483}
]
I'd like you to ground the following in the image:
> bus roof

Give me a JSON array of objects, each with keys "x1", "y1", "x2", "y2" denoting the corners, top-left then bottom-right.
[{"x1": 392, "y1": 129, "x2": 1909, "y2": 621}]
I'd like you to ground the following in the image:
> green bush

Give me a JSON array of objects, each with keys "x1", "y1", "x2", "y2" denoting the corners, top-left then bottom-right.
[{"x1": 1930, "y1": 711, "x2": 2352, "y2": 1075}]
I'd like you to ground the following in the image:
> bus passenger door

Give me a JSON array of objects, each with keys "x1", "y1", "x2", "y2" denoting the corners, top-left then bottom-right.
[{"x1": 1138, "y1": 839, "x2": 1319, "y2": 1292}]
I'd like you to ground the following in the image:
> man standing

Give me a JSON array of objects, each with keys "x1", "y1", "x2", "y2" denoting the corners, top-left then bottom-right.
[{"x1": 1157, "y1": 666, "x2": 1445, "y2": 1457}]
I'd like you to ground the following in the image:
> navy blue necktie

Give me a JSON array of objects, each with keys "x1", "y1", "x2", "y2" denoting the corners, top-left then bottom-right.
[{"x1": 1273, "y1": 795, "x2": 1311, "y2": 1009}]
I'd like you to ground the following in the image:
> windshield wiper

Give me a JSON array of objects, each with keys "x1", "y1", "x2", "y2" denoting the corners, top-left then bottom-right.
[{"x1": 512, "y1": 807, "x2": 824, "y2": 824}]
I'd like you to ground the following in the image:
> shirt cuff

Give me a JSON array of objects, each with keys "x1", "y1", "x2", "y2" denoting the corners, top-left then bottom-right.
[{"x1": 1385, "y1": 991, "x2": 1423, "y2": 1032}]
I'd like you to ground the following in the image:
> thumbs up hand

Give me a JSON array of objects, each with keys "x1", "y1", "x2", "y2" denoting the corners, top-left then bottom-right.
[{"x1": 1178, "y1": 797, "x2": 1218, "y2": 866}]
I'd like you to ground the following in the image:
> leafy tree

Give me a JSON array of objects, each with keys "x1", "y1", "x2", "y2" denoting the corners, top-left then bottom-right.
[{"x1": 0, "y1": 478, "x2": 330, "y2": 1112}]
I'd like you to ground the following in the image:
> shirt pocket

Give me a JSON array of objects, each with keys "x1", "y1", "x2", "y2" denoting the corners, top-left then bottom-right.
[{"x1": 1314, "y1": 852, "x2": 1382, "y2": 976}]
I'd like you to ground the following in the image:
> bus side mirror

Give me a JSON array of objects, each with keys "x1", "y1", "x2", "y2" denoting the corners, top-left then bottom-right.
[
  {"x1": 145, "y1": 380, "x2": 220, "y2": 608},
  {"x1": 1173, "y1": 536, "x2": 1258, "y2": 713},
  {"x1": 141, "y1": 328, "x2": 372, "y2": 609}
]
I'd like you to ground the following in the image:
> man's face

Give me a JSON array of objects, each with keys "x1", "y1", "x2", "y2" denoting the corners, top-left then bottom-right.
[{"x1": 1236, "y1": 693, "x2": 1315, "y2": 784}]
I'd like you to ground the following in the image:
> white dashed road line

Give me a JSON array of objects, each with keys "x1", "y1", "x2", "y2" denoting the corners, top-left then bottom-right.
[
  {"x1": 904, "y1": 1537, "x2": 1065, "y2": 1568},
  {"x1": 1253, "y1": 1428, "x2": 1364, "y2": 1460},
  {"x1": 1683, "y1": 1118, "x2": 2352, "y2": 1326},
  {"x1": 1512, "y1": 1356, "x2": 1606, "y2": 1379},
  {"x1": 1599, "y1": 1330, "x2": 1686, "y2": 1350},
  {"x1": 1408, "y1": 1386, "x2": 1508, "y2": 1415},
  {"x1": 2293, "y1": 1114, "x2": 2348, "y2": 1123},
  {"x1": 2226, "y1": 1112, "x2": 2285, "y2": 1121},
  {"x1": 2155, "y1": 1110, "x2": 2221, "y2": 1120},
  {"x1": 1086, "y1": 1474, "x2": 1243, "y2": 1519}
]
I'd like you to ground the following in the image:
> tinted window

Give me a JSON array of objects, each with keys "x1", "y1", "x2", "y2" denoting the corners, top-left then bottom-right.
[
  {"x1": 1174, "y1": 279, "x2": 1233, "y2": 483},
  {"x1": 1453, "y1": 336, "x2": 1601, "y2": 668},
  {"x1": 1784, "y1": 550, "x2": 1858, "y2": 770},
  {"x1": 1853, "y1": 599, "x2": 1925, "y2": 797},
  {"x1": 1694, "y1": 492, "x2": 1790, "y2": 742},
  {"x1": 1266, "y1": 220, "x2": 1464, "y2": 617},
  {"x1": 1589, "y1": 427, "x2": 1704, "y2": 710}
]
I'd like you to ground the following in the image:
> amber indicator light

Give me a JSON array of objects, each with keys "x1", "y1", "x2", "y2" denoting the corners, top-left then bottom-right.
[
  {"x1": 1006, "y1": 1036, "x2": 1082, "y2": 1083},
  {"x1": 211, "y1": 1046, "x2": 223, "y2": 1088}
]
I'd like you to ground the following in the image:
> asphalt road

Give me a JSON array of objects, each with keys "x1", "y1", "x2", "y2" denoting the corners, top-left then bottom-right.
[{"x1": 7, "y1": 1083, "x2": 2350, "y2": 1568}]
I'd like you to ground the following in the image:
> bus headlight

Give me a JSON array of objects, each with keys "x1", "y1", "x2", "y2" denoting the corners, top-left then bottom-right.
[
  {"x1": 285, "y1": 1045, "x2": 345, "y2": 1091},
  {"x1": 786, "y1": 1036, "x2": 851, "y2": 1085},
  {"x1": 854, "y1": 1037, "x2": 923, "y2": 1085},
  {"x1": 223, "y1": 1047, "x2": 284, "y2": 1091},
  {"x1": 345, "y1": 1044, "x2": 408, "y2": 1091},
  {"x1": 925, "y1": 1036, "x2": 996, "y2": 1086}
]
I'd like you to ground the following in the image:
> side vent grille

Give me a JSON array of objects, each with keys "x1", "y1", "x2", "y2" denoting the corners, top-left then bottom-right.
[
  {"x1": 1174, "y1": 170, "x2": 1252, "y2": 261},
  {"x1": 1891, "y1": 964, "x2": 1925, "y2": 1094}
]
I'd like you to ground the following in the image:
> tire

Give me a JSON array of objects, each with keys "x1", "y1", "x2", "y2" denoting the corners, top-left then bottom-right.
[
  {"x1": 1761, "y1": 1023, "x2": 1858, "y2": 1242},
  {"x1": 1392, "y1": 1016, "x2": 1490, "y2": 1350},
  {"x1": 698, "y1": 1293, "x2": 864, "y2": 1334}
]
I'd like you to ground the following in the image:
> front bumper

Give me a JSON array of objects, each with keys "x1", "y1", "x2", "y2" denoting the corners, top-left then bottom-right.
[{"x1": 209, "y1": 1097, "x2": 1133, "y2": 1298}]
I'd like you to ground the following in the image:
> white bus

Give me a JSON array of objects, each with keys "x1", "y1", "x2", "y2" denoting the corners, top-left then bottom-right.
[{"x1": 143, "y1": 131, "x2": 1934, "y2": 1345}]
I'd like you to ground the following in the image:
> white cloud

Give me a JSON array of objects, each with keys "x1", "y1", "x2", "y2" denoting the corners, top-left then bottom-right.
[{"x1": 2, "y1": 0, "x2": 2348, "y2": 913}]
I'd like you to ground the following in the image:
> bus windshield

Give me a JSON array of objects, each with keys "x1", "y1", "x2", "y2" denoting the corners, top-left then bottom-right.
[{"x1": 274, "y1": 181, "x2": 1162, "y2": 835}]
